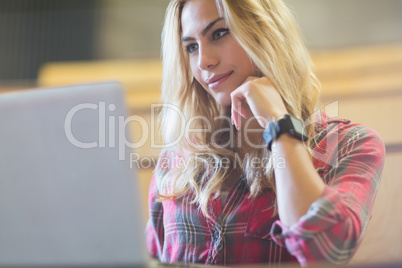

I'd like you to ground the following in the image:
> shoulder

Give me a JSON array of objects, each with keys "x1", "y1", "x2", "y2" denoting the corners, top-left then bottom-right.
[
  {"x1": 311, "y1": 112, "x2": 385, "y2": 168},
  {"x1": 312, "y1": 111, "x2": 384, "y2": 149}
]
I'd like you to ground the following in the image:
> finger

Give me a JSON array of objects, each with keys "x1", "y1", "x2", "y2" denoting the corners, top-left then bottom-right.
[
  {"x1": 237, "y1": 104, "x2": 248, "y2": 118},
  {"x1": 254, "y1": 114, "x2": 270, "y2": 129},
  {"x1": 230, "y1": 76, "x2": 260, "y2": 129},
  {"x1": 231, "y1": 87, "x2": 250, "y2": 130},
  {"x1": 231, "y1": 98, "x2": 242, "y2": 130},
  {"x1": 231, "y1": 97, "x2": 247, "y2": 118}
]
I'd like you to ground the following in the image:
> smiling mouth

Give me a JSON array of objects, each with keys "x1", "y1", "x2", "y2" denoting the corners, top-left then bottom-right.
[{"x1": 207, "y1": 71, "x2": 233, "y2": 88}]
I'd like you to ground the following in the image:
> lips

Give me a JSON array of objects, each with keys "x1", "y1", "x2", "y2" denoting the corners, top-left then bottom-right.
[{"x1": 205, "y1": 71, "x2": 233, "y2": 85}]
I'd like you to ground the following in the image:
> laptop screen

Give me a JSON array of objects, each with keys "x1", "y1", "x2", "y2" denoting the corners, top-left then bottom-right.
[{"x1": 0, "y1": 82, "x2": 149, "y2": 266}]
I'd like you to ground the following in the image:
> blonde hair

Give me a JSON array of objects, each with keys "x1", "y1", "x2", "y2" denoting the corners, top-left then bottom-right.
[{"x1": 156, "y1": 0, "x2": 320, "y2": 216}]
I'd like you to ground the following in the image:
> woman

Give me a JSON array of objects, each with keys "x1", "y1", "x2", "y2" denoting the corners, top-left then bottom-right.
[{"x1": 146, "y1": 0, "x2": 385, "y2": 266}]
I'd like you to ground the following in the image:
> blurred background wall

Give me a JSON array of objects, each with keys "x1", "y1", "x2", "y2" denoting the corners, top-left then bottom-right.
[
  {"x1": 0, "y1": 0, "x2": 99, "y2": 85},
  {"x1": 0, "y1": 0, "x2": 401, "y2": 265},
  {"x1": 1, "y1": 0, "x2": 402, "y2": 85}
]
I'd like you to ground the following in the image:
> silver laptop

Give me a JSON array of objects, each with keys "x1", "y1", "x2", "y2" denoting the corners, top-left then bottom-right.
[{"x1": 0, "y1": 82, "x2": 149, "y2": 266}]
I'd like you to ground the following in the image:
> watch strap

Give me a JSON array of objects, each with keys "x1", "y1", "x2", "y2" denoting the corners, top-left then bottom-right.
[{"x1": 263, "y1": 114, "x2": 307, "y2": 151}]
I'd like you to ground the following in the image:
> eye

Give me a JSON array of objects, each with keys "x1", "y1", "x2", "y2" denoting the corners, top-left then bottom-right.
[
  {"x1": 185, "y1": 43, "x2": 199, "y2": 54},
  {"x1": 212, "y1": 28, "x2": 230, "y2": 40}
]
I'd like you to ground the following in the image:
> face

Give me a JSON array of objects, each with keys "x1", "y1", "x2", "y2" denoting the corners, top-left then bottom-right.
[{"x1": 181, "y1": 0, "x2": 257, "y2": 107}]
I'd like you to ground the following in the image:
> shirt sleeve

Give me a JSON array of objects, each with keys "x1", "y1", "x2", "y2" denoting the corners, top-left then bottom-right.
[
  {"x1": 145, "y1": 173, "x2": 165, "y2": 260},
  {"x1": 270, "y1": 124, "x2": 386, "y2": 266}
]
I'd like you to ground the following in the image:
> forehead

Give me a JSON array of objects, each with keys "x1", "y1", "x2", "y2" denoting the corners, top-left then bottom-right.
[{"x1": 181, "y1": 0, "x2": 221, "y2": 36}]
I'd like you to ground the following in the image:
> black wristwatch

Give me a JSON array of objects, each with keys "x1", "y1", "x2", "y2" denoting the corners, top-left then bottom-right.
[{"x1": 263, "y1": 114, "x2": 308, "y2": 151}]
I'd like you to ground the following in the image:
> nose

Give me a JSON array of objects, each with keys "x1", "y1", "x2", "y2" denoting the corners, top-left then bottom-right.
[{"x1": 198, "y1": 45, "x2": 219, "y2": 70}]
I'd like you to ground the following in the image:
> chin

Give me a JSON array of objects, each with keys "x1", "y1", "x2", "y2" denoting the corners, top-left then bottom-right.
[{"x1": 214, "y1": 97, "x2": 232, "y2": 107}]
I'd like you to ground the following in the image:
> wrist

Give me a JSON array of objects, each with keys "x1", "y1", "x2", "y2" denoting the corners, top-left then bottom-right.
[
  {"x1": 263, "y1": 114, "x2": 308, "y2": 151},
  {"x1": 271, "y1": 132, "x2": 303, "y2": 151}
]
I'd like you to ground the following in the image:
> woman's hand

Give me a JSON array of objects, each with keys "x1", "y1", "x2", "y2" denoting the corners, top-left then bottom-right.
[{"x1": 230, "y1": 76, "x2": 288, "y2": 130}]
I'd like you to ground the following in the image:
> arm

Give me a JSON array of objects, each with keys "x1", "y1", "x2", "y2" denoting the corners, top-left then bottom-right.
[
  {"x1": 230, "y1": 77, "x2": 385, "y2": 265},
  {"x1": 272, "y1": 132, "x2": 325, "y2": 226},
  {"x1": 270, "y1": 124, "x2": 385, "y2": 265},
  {"x1": 231, "y1": 76, "x2": 325, "y2": 225}
]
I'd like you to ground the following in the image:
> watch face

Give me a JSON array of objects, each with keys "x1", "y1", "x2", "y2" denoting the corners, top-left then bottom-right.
[
  {"x1": 290, "y1": 115, "x2": 304, "y2": 131},
  {"x1": 289, "y1": 115, "x2": 307, "y2": 141},
  {"x1": 264, "y1": 114, "x2": 308, "y2": 150}
]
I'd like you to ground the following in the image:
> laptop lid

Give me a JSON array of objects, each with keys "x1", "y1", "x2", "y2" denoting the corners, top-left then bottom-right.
[{"x1": 0, "y1": 82, "x2": 149, "y2": 266}]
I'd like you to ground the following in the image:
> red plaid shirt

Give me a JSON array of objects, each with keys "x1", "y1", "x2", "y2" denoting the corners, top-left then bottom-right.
[{"x1": 146, "y1": 112, "x2": 385, "y2": 266}]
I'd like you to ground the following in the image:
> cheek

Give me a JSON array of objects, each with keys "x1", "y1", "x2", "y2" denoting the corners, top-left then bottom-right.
[
  {"x1": 223, "y1": 40, "x2": 255, "y2": 75},
  {"x1": 235, "y1": 50, "x2": 254, "y2": 74}
]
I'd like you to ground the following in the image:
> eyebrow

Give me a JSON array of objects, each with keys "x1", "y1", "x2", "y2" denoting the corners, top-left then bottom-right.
[{"x1": 181, "y1": 17, "x2": 225, "y2": 42}]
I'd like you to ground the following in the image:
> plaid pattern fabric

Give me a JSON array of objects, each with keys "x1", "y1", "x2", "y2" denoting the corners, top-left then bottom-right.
[{"x1": 146, "y1": 112, "x2": 385, "y2": 266}]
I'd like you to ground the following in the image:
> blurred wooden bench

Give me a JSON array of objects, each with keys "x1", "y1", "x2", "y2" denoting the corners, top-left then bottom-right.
[{"x1": 37, "y1": 43, "x2": 402, "y2": 265}]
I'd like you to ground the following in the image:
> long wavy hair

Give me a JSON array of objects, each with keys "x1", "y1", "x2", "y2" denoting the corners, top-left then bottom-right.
[{"x1": 156, "y1": 0, "x2": 320, "y2": 216}]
